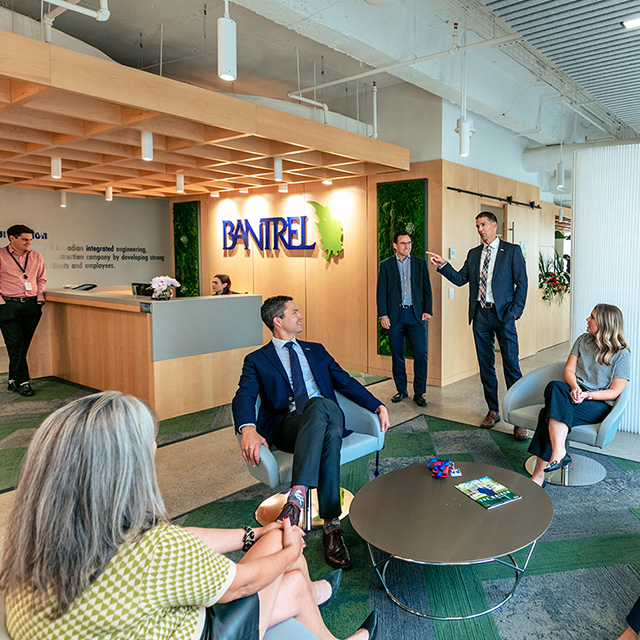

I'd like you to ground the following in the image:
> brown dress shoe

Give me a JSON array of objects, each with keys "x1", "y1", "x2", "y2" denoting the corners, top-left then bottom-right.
[
  {"x1": 513, "y1": 426, "x2": 530, "y2": 441},
  {"x1": 322, "y1": 527, "x2": 352, "y2": 570},
  {"x1": 480, "y1": 410, "x2": 500, "y2": 429}
]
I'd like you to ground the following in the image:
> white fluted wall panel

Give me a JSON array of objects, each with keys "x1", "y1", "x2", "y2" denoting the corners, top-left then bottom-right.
[{"x1": 571, "y1": 145, "x2": 640, "y2": 433}]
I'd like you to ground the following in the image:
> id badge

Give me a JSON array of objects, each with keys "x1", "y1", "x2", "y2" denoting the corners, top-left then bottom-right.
[{"x1": 24, "y1": 281, "x2": 33, "y2": 291}]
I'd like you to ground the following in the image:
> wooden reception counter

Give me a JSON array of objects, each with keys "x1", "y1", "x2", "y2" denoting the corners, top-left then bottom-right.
[{"x1": 29, "y1": 287, "x2": 262, "y2": 420}]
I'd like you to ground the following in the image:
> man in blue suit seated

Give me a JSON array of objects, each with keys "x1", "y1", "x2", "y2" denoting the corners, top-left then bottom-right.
[
  {"x1": 232, "y1": 295, "x2": 390, "y2": 570},
  {"x1": 427, "y1": 211, "x2": 529, "y2": 440}
]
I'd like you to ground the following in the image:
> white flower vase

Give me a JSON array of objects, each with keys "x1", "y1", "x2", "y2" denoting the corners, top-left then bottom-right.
[{"x1": 152, "y1": 287, "x2": 175, "y2": 301}]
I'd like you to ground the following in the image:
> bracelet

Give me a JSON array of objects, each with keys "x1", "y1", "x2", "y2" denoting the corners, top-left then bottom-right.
[{"x1": 242, "y1": 525, "x2": 256, "y2": 552}]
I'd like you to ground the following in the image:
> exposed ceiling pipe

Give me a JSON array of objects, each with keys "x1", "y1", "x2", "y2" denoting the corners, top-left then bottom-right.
[
  {"x1": 42, "y1": 0, "x2": 110, "y2": 43},
  {"x1": 522, "y1": 138, "x2": 640, "y2": 173},
  {"x1": 287, "y1": 33, "x2": 520, "y2": 97},
  {"x1": 288, "y1": 94, "x2": 329, "y2": 124}
]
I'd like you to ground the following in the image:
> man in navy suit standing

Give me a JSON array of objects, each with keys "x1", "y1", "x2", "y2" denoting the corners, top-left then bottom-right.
[
  {"x1": 427, "y1": 212, "x2": 529, "y2": 440},
  {"x1": 377, "y1": 231, "x2": 433, "y2": 407},
  {"x1": 232, "y1": 295, "x2": 390, "y2": 569}
]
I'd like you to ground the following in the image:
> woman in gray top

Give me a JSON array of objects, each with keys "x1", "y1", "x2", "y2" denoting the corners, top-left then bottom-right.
[{"x1": 529, "y1": 304, "x2": 630, "y2": 486}]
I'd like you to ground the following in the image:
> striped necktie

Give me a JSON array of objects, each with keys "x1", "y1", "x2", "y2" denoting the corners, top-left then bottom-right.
[
  {"x1": 285, "y1": 341, "x2": 309, "y2": 414},
  {"x1": 479, "y1": 245, "x2": 491, "y2": 307}
]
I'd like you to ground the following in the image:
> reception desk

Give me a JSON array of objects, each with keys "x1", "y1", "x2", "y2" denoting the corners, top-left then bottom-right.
[{"x1": 29, "y1": 287, "x2": 262, "y2": 420}]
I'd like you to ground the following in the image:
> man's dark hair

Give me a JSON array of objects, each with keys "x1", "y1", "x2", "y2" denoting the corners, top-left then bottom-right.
[
  {"x1": 475, "y1": 211, "x2": 498, "y2": 224},
  {"x1": 393, "y1": 230, "x2": 411, "y2": 244},
  {"x1": 7, "y1": 224, "x2": 34, "y2": 239},
  {"x1": 261, "y1": 295, "x2": 293, "y2": 332}
]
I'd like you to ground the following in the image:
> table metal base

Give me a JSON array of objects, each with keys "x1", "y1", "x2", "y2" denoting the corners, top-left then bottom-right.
[{"x1": 367, "y1": 540, "x2": 539, "y2": 620}]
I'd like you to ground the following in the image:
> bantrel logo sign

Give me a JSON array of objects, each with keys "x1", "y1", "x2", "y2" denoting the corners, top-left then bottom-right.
[
  {"x1": 222, "y1": 201, "x2": 344, "y2": 261},
  {"x1": 0, "y1": 230, "x2": 48, "y2": 240}
]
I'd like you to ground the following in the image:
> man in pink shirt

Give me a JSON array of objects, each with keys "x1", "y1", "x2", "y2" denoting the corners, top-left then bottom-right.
[{"x1": 0, "y1": 224, "x2": 47, "y2": 397}]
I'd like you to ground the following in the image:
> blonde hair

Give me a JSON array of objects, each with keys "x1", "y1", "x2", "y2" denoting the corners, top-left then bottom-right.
[
  {"x1": 0, "y1": 391, "x2": 167, "y2": 617},
  {"x1": 589, "y1": 303, "x2": 629, "y2": 365}
]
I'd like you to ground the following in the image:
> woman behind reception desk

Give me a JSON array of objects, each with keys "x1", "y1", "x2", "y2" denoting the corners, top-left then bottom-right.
[{"x1": 212, "y1": 274, "x2": 233, "y2": 295}]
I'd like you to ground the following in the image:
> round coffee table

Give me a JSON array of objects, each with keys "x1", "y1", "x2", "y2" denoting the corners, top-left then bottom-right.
[{"x1": 349, "y1": 462, "x2": 554, "y2": 620}]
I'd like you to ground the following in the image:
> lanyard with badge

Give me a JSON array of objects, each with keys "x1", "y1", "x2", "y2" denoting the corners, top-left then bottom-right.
[{"x1": 7, "y1": 247, "x2": 33, "y2": 291}]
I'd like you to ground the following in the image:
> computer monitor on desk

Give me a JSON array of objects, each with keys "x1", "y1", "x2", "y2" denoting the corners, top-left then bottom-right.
[{"x1": 131, "y1": 283, "x2": 153, "y2": 296}]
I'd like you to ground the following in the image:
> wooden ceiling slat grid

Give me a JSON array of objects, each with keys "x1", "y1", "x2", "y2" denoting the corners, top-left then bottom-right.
[{"x1": 0, "y1": 31, "x2": 410, "y2": 200}]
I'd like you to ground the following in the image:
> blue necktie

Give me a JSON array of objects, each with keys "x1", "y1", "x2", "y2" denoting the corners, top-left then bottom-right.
[{"x1": 285, "y1": 341, "x2": 309, "y2": 414}]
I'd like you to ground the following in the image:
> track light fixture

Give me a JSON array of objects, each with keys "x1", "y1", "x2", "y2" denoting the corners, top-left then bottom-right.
[
  {"x1": 176, "y1": 173, "x2": 185, "y2": 193},
  {"x1": 278, "y1": 183, "x2": 289, "y2": 193},
  {"x1": 60, "y1": 192, "x2": 67, "y2": 208},
  {"x1": 141, "y1": 131, "x2": 154, "y2": 161},
  {"x1": 558, "y1": 207, "x2": 564, "y2": 222},
  {"x1": 105, "y1": 186, "x2": 113, "y2": 201},
  {"x1": 274, "y1": 157, "x2": 283, "y2": 182},
  {"x1": 51, "y1": 156, "x2": 62, "y2": 179},
  {"x1": 218, "y1": 0, "x2": 237, "y2": 82}
]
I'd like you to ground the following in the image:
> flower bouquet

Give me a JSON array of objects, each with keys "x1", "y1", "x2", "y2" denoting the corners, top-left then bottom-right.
[
  {"x1": 150, "y1": 275, "x2": 181, "y2": 300},
  {"x1": 538, "y1": 253, "x2": 570, "y2": 303}
]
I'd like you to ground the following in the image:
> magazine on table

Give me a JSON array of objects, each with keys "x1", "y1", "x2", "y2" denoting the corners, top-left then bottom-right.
[{"x1": 455, "y1": 476, "x2": 522, "y2": 510}]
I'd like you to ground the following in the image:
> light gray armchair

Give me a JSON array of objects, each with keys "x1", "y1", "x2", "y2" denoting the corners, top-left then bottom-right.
[
  {"x1": 502, "y1": 361, "x2": 630, "y2": 486},
  {"x1": 237, "y1": 391, "x2": 385, "y2": 529}
]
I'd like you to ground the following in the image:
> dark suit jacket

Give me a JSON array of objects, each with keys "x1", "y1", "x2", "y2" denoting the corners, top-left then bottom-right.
[
  {"x1": 376, "y1": 255, "x2": 433, "y2": 325},
  {"x1": 438, "y1": 240, "x2": 527, "y2": 324},
  {"x1": 232, "y1": 340, "x2": 381, "y2": 445}
]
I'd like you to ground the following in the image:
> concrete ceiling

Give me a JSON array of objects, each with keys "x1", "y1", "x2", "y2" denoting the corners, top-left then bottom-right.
[{"x1": 4, "y1": 0, "x2": 640, "y2": 202}]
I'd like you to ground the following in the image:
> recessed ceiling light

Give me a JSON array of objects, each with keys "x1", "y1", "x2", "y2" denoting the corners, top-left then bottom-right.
[
  {"x1": 622, "y1": 17, "x2": 640, "y2": 28},
  {"x1": 322, "y1": 179, "x2": 333, "y2": 185}
]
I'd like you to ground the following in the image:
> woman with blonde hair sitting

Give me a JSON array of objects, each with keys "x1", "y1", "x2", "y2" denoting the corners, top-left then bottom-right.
[
  {"x1": 0, "y1": 392, "x2": 378, "y2": 640},
  {"x1": 529, "y1": 303, "x2": 630, "y2": 486}
]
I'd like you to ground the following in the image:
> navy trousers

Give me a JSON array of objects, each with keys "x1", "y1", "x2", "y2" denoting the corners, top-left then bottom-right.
[
  {"x1": 0, "y1": 298, "x2": 42, "y2": 385},
  {"x1": 472, "y1": 304, "x2": 522, "y2": 412},
  {"x1": 272, "y1": 397, "x2": 344, "y2": 520},
  {"x1": 527, "y1": 381, "x2": 611, "y2": 462},
  {"x1": 387, "y1": 306, "x2": 428, "y2": 395},
  {"x1": 628, "y1": 596, "x2": 640, "y2": 633}
]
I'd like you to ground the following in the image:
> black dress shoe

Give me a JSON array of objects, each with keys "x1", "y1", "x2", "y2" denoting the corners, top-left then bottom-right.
[
  {"x1": 276, "y1": 501, "x2": 301, "y2": 527},
  {"x1": 358, "y1": 609, "x2": 379, "y2": 640},
  {"x1": 322, "y1": 527, "x2": 352, "y2": 570},
  {"x1": 413, "y1": 394, "x2": 427, "y2": 407},
  {"x1": 391, "y1": 390, "x2": 408, "y2": 403},
  {"x1": 19, "y1": 382, "x2": 35, "y2": 397},
  {"x1": 319, "y1": 568, "x2": 342, "y2": 609},
  {"x1": 544, "y1": 453, "x2": 572, "y2": 473},
  {"x1": 7, "y1": 380, "x2": 18, "y2": 392}
]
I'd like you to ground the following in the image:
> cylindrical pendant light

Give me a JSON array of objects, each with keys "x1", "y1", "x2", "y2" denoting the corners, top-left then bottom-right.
[
  {"x1": 559, "y1": 207, "x2": 564, "y2": 222},
  {"x1": 239, "y1": 187, "x2": 249, "y2": 194},
  {"x1": 176, "y1": 173, "x2": 185, "y2": 193},
  {"x1": 557, "y1": 161, "x2": 565, "y2": 190},
  {"x1": 51, "y1": 156, "x2": 62, "y2": 179},
  {"x1": 141, "y1": 131, "x2": 154, "y2": 161},
  {"x1": 322, "y1": 179, "x2": 333, "y2": 186},
  {"x1": 60, "y1": 192, "x2": 67, "y2": 208},
  {"x1": 278, "y1": 183, "x2": 289, "y2": 193},
  {"x1": 274, "y1": 157, "x2": 283, "y2": 182},
  {"x1": 105, "y1": 186, "x2": 113, "y2": 201},
  {"x1": 218, "y1": 0, "x2": 236, "y2": 82},
  {"x1": 210, "y1": 191, "x2": 220, "y2": 198},
  {"x1": 458, "y1": 118, "x2": 471, "y2": 158}
]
